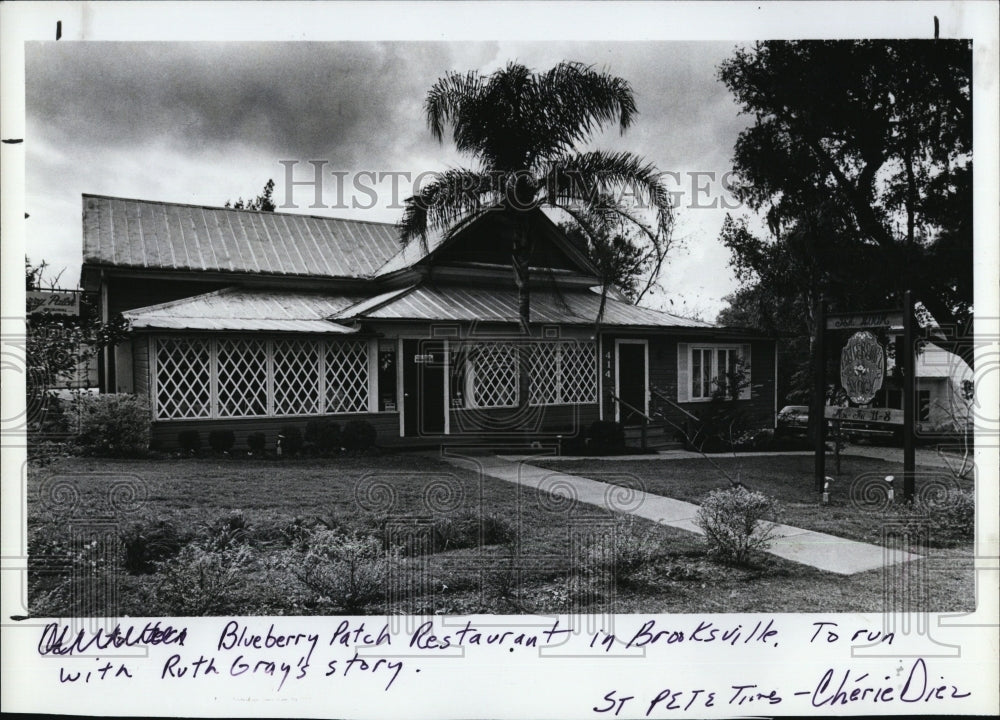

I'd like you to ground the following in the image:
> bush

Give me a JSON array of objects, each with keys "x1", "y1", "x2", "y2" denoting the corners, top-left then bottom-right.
[
  {"x1": 582, "y1": 515, "x2": 662, "y2": 587},
  {"x1": 305, "y1": 420, "x2": 341, "y2": 455},
  {"x1": 208, "y1": 429, "x2": 235, "y2": 453},
  {"x1": 342, "y1": 420, "x2": 377, "y2": 452},
  {"x1": 292, "y1": 529, "x2": 392, "y2": 612},
  {"x1": 247, "y1": 432, "x2": 266, "y2": 455},
  {"x1": 587, "y1": 421, "x2": 625, "y2": 455},
  {"x1": 204, "y1": 510, "x2": 253, "y2": 551},
  {"x1": 148, "y1": 544, "x2": 254, "y2": 615},
  {"x1": 253, "y1": 515, "x2": 315, "y2": 550},
  {"x1": 73, "y1": 393, "x2": 150, "y2": 457},
  {"x1": 881, "y1": 489, "x2": 974, "y2": 547},
  {"x1": 177, "y1": 429, "x2": 201, "y2": 454},
  {"x1": 120, "y1": 517, "x2": 191, "y2": 575},
  {"x1": 695, "y1": 486, "x2": 782, "y2": 566},
  {"x1": 277, "y1": 425, "x2": 304, "y2": 456}
]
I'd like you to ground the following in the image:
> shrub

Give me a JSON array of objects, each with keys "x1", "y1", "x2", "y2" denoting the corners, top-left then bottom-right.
[
  {"x1": 695, "y1": 486, "x2": 782, "y2": 566},
  {"x1": 177, "y1": 429, "x2": 201, "y2": 454},
  {"x1": 149, "y1": 544, "x2": 254, "y2": 615},
  {"x1": 208, "y1": 429, "x2": 235, "y2": 453},
  {"x1": 247, "y1": 432, "x2": 266, "y2": 455},
  {"x1": 73, "y1": 393, "x2": 150, "y2": 457},
  {"x1": 292, "y1": 529, "x2": 392, "y2": 612},
  {"x1": 120, "y1": 517, "x2": 191, "y2": 574},
  {"x1": 581, "y1": 515, "x2": 663, "y2": 587},
  {"x1": 204, "y1": 510, "x2": 253, "y2": 551},
  {"x1": 278, "y1": 425, "x2": 304, "y2": 456},
  {"x1": 305, "y1": 420, "x2": 341, "y2": 455},
  {"x1": 342, "y1": 420, "x2": 377, "y2": 453},
  {"x1": 587, "y1": 421, "x2": 625, "y2": 455},
  {"x1": 881, "y1": 489, "x2": 974, "y2": 547},
  {"x1": 253, "y1": 515, "x2": 315, "y2": 550}
]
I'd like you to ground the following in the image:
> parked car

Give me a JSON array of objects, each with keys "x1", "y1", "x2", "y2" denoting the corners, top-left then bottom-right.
[{"x1": 775, "y1": 405, "x2": 810, "y2": 438}]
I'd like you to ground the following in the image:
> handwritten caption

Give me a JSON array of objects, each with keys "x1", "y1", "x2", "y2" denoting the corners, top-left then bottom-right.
[{"x1": 36, "y1": 617, "x2": 973, "y2": 711}]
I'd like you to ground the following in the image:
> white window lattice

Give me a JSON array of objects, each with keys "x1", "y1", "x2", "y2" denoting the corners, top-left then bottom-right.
[
  {"x1": 559, "y1": 342, "x2": 598, "y2": 403},
  {"x1": 272, "y1": 338, "x2": 321, "y2": 416},
  {"x1": 529, "y1": 341, "x2": 597, "y2": 405},
  {"x1": 155, "y1": 337, "x2": 212, "y2": 419},
  {"x1": 468, "y1": 343, "x2": 518, "y2": 408},
  {"x1": 217, "y1": 338, "x2": 268, "y2": 417},
  {"x1": 325, "y1": 340, "x2": 369, "y2": 413},
  {"x1": 529, "y1": 344, "x2": 560, "y2": 405}
]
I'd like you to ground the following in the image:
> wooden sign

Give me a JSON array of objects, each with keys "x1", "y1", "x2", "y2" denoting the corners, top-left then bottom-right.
[
  {"x1": 824, "y1": 405, "x2": 904, "y2": 425},
  {"x1": 825, "y1": 310, "x2": 903, "y2": 330}
]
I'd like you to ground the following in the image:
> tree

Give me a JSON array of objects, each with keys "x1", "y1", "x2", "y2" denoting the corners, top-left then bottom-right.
[
  {"x1": 718, "y1": 40, "x2": 972, "y2": 361},
  {"x1": 225, "y1": 178, "x2": 276, "y2": 211},
  {"x1": 398, "y1": 61, "x2": 674, "y2": 409},
  {"x1": 25, "y1": 258, "x2": 129, "y2": 433}
]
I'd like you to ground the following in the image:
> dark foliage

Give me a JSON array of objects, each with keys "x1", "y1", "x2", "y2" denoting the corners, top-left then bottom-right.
[
  {"x1": 208, "y1": 429, "x2": 236, "y2": 454},
  {"x1": 342, "y1": 420, "x2": 377, "y2": 452},
  {"x1": 177, "y1": 429, "x2": 202, "y2": 454}
]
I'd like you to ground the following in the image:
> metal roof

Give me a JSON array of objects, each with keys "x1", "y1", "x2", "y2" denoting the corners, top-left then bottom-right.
[
  {"x1": 83, "y1": 195, "x2": 403, "y2": 278},
  {"x1": 339, "y1": 284, "x2": 714, "y2": 328},
  {"x1": 123, "y1": 288, "x2": 362, "y2": 334}
]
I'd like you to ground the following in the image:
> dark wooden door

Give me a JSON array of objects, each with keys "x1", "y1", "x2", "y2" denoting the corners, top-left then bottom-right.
[
  {"x1": 403, "y1": 340, "x2": 445, "y2": 436},
  {"x1": 617, "y1": 342, "x2": 646, "y2": 425}
]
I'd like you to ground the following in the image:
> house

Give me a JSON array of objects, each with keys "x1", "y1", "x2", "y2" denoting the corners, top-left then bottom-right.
[
  {"x1": 79, "y1": 194, "x2": 778, "y2": 450},
  {"x1": 882, "y1": 344, "x2": 974, "y2": 435}
]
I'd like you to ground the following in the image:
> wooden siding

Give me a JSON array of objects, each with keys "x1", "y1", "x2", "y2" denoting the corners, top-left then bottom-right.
[
  {"x1": 150, "y1": 412, "x2": 400, "y2": 451},
  {"x1": 133, "y1": 337, "x2": 150, "y2": 397},
  {"x1": 602, "y1": 333, "x2": 777, "y2": 437},
  {"x1": 448, "y1": 403, "x2": 598, "y2": 438}
]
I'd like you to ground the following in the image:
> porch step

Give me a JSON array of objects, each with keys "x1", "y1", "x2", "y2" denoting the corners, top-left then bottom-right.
[{"x1": 624, "y1": 424, "x2": 678, "y2": 450}]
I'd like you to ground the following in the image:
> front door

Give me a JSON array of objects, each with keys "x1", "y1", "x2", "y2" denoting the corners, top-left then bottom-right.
[
  {"x1": 403, "y1": 339, "x2": 446, "y2": 436},
  {"x1": 616, "y1": 341, "x2": 647, "y2": 425}
]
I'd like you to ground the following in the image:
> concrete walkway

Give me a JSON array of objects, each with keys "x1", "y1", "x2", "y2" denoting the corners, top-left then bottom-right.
[{"x1": 441, "y1": 453, "x2": 921, "y2": 576}]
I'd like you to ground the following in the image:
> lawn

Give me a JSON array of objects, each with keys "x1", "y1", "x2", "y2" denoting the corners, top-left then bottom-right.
[
  {"x1": 531, "y1": 454, "x2": 974, "y2": 545},
  {"x1": 25, "y1": 451, "x2": 975, "y2": 616}
]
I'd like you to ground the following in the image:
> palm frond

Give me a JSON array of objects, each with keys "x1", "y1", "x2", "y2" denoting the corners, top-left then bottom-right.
[
  {"x1": 542, "y1": 150, "x2": 674, "y2": 239},
  {"x1": 397, "y1": 168, "x2": 500, "y2": 249},
  {"x1": 426, "y1": 70, "x2": 486, "y2": 143},
  {"x1": 529, "y1": 62, "x2": 638, "y2": 155}
]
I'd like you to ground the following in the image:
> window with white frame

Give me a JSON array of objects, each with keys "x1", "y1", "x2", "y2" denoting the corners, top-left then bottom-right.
[
  {"x1": 684, "y1": 344, "x2": 749, "y2": 402},
  {"x1": 529, "y1": 341, "x2": 597, "y2": 405},
  {"x1": 153, "y1": 336, "x2": 371, "y2": 420},
  {"x1": 464, "y1": 342, "x2": 518, "y2": 408}
]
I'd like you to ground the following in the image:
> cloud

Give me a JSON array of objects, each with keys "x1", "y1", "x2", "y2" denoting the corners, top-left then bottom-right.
[{"x1": 25, "y1": 40, "x2": 750, "y2": 315}]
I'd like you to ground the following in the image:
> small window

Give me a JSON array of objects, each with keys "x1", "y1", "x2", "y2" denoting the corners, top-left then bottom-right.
[{"x1": 691, "y1": 346, "x2": 741, "y2": 401}]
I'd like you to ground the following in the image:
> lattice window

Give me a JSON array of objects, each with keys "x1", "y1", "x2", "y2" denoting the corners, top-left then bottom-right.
[
  {"x1": 528, "y1": 341, "x2": 597, "y2": 405},
  {"x1": 325, "y1": 340, "x2": 369, "y2": 413},
  {"x1": 467, "y1": 343, "x2": 518, "y2": 408},
  {"x1": 154, "y1": 338, "x2": 212, "y2": 419},
  {"x1": 272, "y1": 338, "x2": 320, "y2": 416},
  {"x1": 559, "y1": 342, "x2": 598, "y2": 403},
  {"x1": 529, "y1": 344, "x2": 560, "y2": 405},
  {"x1": 217, "y1": 338, "x2": 268, "y2": 417}
]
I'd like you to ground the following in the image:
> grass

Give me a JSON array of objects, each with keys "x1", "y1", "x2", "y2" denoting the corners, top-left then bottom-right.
[
  {"x1": 532, "y1": 454, "x2": 974, "y2": 545},
  {"x1": 25, "y1": 451, "x2": 975, "y2": 616}
]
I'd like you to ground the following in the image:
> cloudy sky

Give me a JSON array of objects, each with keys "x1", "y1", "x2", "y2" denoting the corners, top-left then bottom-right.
[{"x1": 26, "y1": 40, "x2": 753, "y2": 318}]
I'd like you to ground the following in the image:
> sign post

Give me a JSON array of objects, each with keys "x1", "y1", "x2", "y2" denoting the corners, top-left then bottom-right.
[
  {"x1": 902, "y1": 290, "x2": 915, "y2": 501},
  {"x1": 814, "y1": 296, "x2": 826, "y2": 493},
  {"x1": 815, "y1": 294, "x2": 916, "y2": 500}
]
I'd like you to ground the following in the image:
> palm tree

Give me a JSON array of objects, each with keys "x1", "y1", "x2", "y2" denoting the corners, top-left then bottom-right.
[{"x1": 399, "y1": 61, "x2": 674, "y2": 408}]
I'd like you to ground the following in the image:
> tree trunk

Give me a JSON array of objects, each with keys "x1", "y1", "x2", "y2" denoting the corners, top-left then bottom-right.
[{"x1": 511, "y1": 212, "x2": 532, "y2": 411}]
